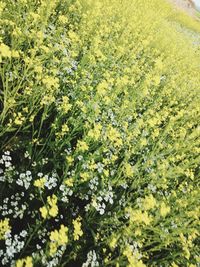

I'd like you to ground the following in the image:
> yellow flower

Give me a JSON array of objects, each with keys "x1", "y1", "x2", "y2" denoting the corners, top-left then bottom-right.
[
  {"x1": 142, "y1": 195, "x2": 156, "y2": 210},
  {"x1": 130, "y1": 210, "x2": 152, "y2": 225},
  {"x1": 41, "y1": 95, "x2": 55, "y2": 106},
  {"x1": 96, "y1": 80, "x2": 108, "y2": 96},
  {"x1": 109, "y1": 237, "x2": 118, "y2": 249},
  {"x1": 80, "y1": 172, "x2": 90, "y2": 182},
  {"x1": 34, "y1": 66, "x2": 43, "y2": 73},
  {"x1": 58, "y1": 15, "x2": 68, "y2": 24},
  {"x1": 64, "y1": 178, "x2": 74, "y2": 187},
  {"x1": 124, "y1": 163, "x2": 134, "y2": 177},
  {"x1": 40, "y1": 206, "x2": 48, "y2": 219},
  {"x1": 0, "y1": 218, "x2": 11, "y2": 240},
  {"x1": 14, "y1": 112, "x2": 25, "y2": 126},
  {"x1": 72, "y1": 217, "x2": 83, "y2": 241},
  {"x1": 34, "y1": 177, "x2": 46, "y2": 189},
  {"x1": 76, "y1": 140, "x2": 89, "y2": 152},
  {"x1": 49, "y1": 225, "x2": 68, "y2": 255},
  {"x1": 66, "y1": 156, "x2": 74, "y2": 165},
  {"x1": 68, "y1": 30, "x2": 79, "y2": 43},
  {"x1": 42, "y1": 76, "x2": 59, "y2": 89},
  {"x1": 49, "y1": 205, "x2": 58, "y2": 217},
  {"x1": 48, "y1": 195, "x2": 58, "y2": 217},
  {"x1": 88, "y1": 123, "x2": 102, "y2": 140},
  {"x1": 160, "y1": 202, "x2": 170, "y2": 217},
  {"x1": 16, "y1": 256, "x2": 33, "y2": 267},
  {"x1": 123, "y1": 246, "x2": 146, "y2": 267},
  {"x1": 11, "y1": 50, "x2": 20, "y2": 58},
  {"x1": 106, "y1": 126, "x2": 122, "y2": 147},
  {"x1": 0, "y1": 43, "x2": 11, "y2": 58},
  {"x1": 40, "y1": 195, "x2": 58, "y2": 219},
  {"x1": 140, "y1": 138, "x2": 147, "y2": 146},
  {"x1": 49, "y1": 242, "x2": 57, "y2": 256}
]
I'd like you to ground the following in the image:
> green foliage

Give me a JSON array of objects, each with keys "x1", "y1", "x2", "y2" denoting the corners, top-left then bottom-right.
[{"x1": 0, "y1": 0, "x2": 200, "y2": 266}]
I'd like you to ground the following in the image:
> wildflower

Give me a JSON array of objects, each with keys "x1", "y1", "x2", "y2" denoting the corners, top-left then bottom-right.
[
  {"x1": 109, "y1": 236, "x2": 117, "y2": 249},
  {"x1": 96, "y1": 80, "x2": 108, "y2": 96},
  {"x1": 34, "y1": 66, "x2": 43, "y2": 73},
  {"x1": 49, "y1": 225, "x2": 68, "y2": 256},
  {"x1": 160, "y1": 202, "x2": 170, "y2": 217},
  {"x1": 123, "y1": 246, "x2": 146, "y2": 267},
  {"x1": 130, "y1": 210, "x2": 152, "y2": 225},
  {"x1": 124, "y1": 163, "x2": 134, "y2": 177},
  {"x1": 106, "y1": 126, "x2": 123, "y2": 147},
  {"x1": 66, "y1": 156, "x2": 74, "y2": 164},
  {"x1": 14, "y1": 112, "x2": 25, "y2": 126},
  {"x1": 41, "y1": 95, "x2": 55, "y2": 106},
  {"x1": 64, "y1": 178, "x2": 73, "y2": 187},
  {"x1": 11, "y1": 50, "x2": 20, "y2": 58},
  {"x1": 58, "y1": 96, "x2": 72, "y2": 113},
  {"x1": 16, "y1": 256, "x2": 33, "y2": 267},
  {"x1": 80, "y1": 172, "x2": 90, "y2": 182},
  {"x1": 142, "y1": 195, "x2": 156, "y2": 210},
  {"x1": 58, "y1": 15, "x2": 68, "y2": 24},
  {"x1": 88, "y1": 123, "x2": 102, "y2": 140},
  {"x1": 0, "y1": 218, "x2": 11, "y2": 240},
  {"x1": 0, "y1": 43, "x2": 11, "y2": 58},
  {"x1": 40, "y1": 195, "x2": 58, "y2": 219},
  {"x1": 48, "y1": 195, "x2": 58, "y2": 217},
  {"x1": 34, "y1": 177, "x2": 46, "y2": 189},
  {"x1": 76, "y1": 140, "x2": 89, "y2": 152},
  {"x1": 72, "y1": 217, "x2": 83, "y2": 240},
  {"x1": 68, "y1": 30, "x2": 79, "y2": 43},
  {"x1": 40, "y1": 206, "x2": 48, "y2": 219},
  {"x1": 42, "y1": 76, "x2": 59, "y2": 89}
]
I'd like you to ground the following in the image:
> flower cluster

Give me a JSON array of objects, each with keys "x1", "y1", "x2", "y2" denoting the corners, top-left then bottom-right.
[{"x1": 0, "y1": 0, "x2": 200, "y2": 266}]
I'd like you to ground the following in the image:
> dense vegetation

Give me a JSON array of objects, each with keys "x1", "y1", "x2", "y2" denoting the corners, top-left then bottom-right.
[{"x1": 0, "y1": 0, "x2": 200, "y2": 266}]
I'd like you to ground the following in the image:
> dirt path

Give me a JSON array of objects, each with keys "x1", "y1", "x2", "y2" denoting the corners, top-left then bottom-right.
[{"x1": 167, "y1": 0, "x2": 199, "y2": 19}]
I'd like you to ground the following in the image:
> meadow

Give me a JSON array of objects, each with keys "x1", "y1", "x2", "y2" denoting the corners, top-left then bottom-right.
[{"x1": 0, "y1": 0, "x2": 200, "y2": 266}]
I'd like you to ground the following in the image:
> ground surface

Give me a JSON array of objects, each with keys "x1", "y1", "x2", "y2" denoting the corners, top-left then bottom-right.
[{"x1": 168, "y1": 0, "x2": 200, "y2": 19}]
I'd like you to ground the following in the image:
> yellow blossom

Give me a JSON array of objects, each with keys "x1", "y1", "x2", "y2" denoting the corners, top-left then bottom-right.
[
  {"x1": 40, "y1": 206, "x2": 48, "y2": 219},
  {"x1": 11, "y1": 50, "x2": 20, "y2": 58},
  {"x1": 66, "y1": 156, "x2": 74, "y2": 164},
  {"x1": 160, "y1": 202, "x2": 170, "y2": 217},
  {"x1": 58, "y1": 96, "x2": 72, "y2": 113},
  {"x1": 88, "y1": 123, "x2": 102, "y2": 140},
  {"x1": 49, "y1": 225, "x2": 68, "y2": 256},
  {"x1": 0, "y1": 218, "x2": 11, "y2": 240},
  {"x1": 80, "y1": 172, "x2": 90, "y2": 182},
  {"x1": 40, "y1": 195, "x2": 58, "y2": 219},
  {"x1": 96, "y1": 80, "x2": 108, "y2": 96},
  {"x1": 42, "y1": 76, "x2": 59, "y2": 89},
  {"x1": 72, "y1": 217, "x2": 83, "y2": 240},
  {"x1": 130, "y1": 210, "x2": 152, "y2": 225},
  {"x1": 142, "y1": 195, "x2": 156, "y2": 210},
  {"x1": 58, "y1": 15, "x2": 68, "y2": 24},
  {"x1": 16, "y1": 256, "x2": 33, "y2": 267},
  {"x1": 76, "y1": 140, "x2": 89, "y2": 152},
  {"x1": 34, "y1": 177, "x2": 46, "y2": 189},
  {"x1": 109, "y1": 236, "x2": 118, "y2": 249},
  {"x1": 64, "y1": 178, "x2": 74, "y2": 187},
  {"x1": 124, "y1": 163, "x2": 134, "y2": 177},
  {"x1": 0, "y1": 43, "x2": 11, "y2": 58},
  {"x1": 123, "y1": 246, "x2": 146, "y2": 267}
]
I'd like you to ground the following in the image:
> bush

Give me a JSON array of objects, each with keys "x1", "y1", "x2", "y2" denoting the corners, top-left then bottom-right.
[{"x1": 0, "y1": 0, "x2": 200, "y2": 266}]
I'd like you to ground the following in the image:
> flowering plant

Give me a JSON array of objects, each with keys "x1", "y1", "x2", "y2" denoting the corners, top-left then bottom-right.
[{"x1": 0, "y1": 0, "x2": 200, "y2": 266}]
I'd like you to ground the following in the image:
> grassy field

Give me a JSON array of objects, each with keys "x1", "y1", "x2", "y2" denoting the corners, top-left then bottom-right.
[{"x1": 0, "y1": 0, "x2": 200, "y2": 266}]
